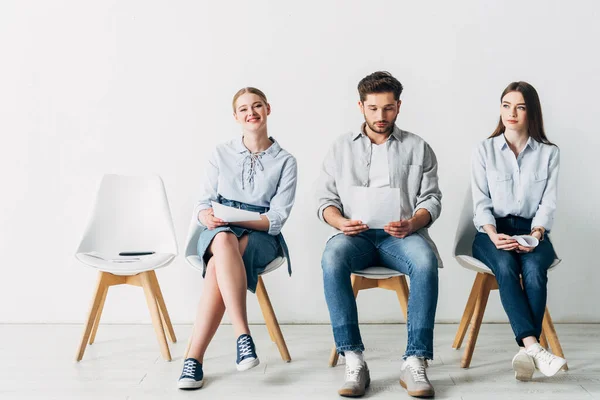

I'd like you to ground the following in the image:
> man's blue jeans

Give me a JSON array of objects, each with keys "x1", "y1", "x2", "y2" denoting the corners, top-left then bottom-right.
[
  {"x1": 472, "y1": 216, "x2": 556, "y2": 346},
  {"x1": 321, "y1": 229, "x2": 439, "y2": 360}
]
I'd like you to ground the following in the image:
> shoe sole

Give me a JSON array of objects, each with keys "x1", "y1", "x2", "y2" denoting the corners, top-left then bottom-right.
[
  {"x1": 236, "y1": 357, "x2": 260, "y2": 372},
  {"x1": 338, "y1": 377, "x2": 370, "y2": 397},
  {"x1": 178, "y1": 379, "x2": 204, "y2": 390},
  {"x1": 513, "y1": 356, "x2": 535, "y2": 381},
  {"x1": 400, "y1": 379, "x2": 435, "y2": 398}
]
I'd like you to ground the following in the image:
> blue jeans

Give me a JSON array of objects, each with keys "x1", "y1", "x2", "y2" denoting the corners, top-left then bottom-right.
[
  {"x1": 321, "y1": 230, "x2": 439, "y2": 360},
  {"x1": 472, "y1": 216, "x2": 556, "y2": 346}
]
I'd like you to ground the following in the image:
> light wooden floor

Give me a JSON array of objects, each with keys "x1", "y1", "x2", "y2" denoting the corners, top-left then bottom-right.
[{"x1": 1, "y1": 324, "x2": 599, "y2": 399}]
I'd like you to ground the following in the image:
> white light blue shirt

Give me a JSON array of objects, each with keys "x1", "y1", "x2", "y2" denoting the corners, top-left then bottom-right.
[
  {"x1": 194, "y1": 137, "x2": 298, "y2": 236},
  {"x1": 471, "y1": 134, "x2": 560, "y2": 232}
]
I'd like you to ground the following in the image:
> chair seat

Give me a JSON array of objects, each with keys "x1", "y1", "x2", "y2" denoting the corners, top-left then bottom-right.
[
  {"x1": 76, "y1": 252, "x2": 175, "y2": 275},
  {"x1": 186, "y1": 255, "x2": 285, "y2": 276},
  {"x1": 354, "y1": 266, "x2": 404, "y2": 279},
  {"x1": 455, "y1": 255, "x2": 561, "y2": 275}
]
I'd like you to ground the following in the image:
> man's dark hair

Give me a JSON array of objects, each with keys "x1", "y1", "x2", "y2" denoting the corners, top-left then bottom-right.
[{"x1": 357, "y1": 71, "x2": 403, "y2": 102}]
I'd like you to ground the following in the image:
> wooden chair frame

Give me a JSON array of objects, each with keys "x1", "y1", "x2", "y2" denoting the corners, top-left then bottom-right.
[
  {"x1": 328, "y1": 273, "x2": 409, "y2": 367},
  {"x1": 453, "y1": 272, "x2": 567, "y2": 369},
  {"x1": 76, "y1": 270, "x2": 176, "y2": 362}
]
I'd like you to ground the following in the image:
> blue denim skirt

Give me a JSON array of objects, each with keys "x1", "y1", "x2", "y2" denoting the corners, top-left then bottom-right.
[{"x1": 197, "y1": 196, "x2": 291, "y2": 293}]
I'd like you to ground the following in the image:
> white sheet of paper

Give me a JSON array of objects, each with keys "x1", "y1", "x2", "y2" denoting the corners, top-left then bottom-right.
[
  {"x1": 211, "y1": 201, "x2": 262, "y2": 223},
  {"x1": 347, "y1": 187, "x2": 400, "y2": 229},
  {"x1": 511, "y1": 235, "x2": 539, "y2": 248}
]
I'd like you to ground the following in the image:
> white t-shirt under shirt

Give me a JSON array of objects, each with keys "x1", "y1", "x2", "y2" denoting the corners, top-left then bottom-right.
[{"x1": 368, "y1": 142, "x2": 390, "y2": 188}]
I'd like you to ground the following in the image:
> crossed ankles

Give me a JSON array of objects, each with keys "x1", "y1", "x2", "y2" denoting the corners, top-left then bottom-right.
[{"x1": 178, "y1": 334, "x2": 260, "y2": 390}]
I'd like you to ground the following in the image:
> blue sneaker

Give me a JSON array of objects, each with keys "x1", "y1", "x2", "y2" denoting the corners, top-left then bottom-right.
[
  {"x1": 236, "y1": 334, "x2": 260, "y2": 371},
  {"x1": 178, "y1": 358, "x2": 204, "y2": 390}
]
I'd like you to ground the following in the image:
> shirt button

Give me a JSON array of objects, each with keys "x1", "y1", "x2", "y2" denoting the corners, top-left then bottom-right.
[{"x1": 363, "y1": 182, "x2": 368, "y2": 186}]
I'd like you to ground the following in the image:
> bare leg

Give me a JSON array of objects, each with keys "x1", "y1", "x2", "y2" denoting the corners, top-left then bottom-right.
[
  {"x1": 187, "y1": 258, "x2": 226, "y2": 362},
  {"x1": 211, "y1": 232, "x2": 251, "y2": 338}
]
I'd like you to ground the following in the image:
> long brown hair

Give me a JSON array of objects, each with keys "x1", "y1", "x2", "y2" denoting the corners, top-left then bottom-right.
[{"x1": 489, "y1": 81, "x2": 555, "y2": 146}]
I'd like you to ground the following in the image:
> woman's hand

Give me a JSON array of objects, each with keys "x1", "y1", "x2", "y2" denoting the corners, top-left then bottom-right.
[
  {"x1": 199, "y1": 208, "x2": 228, "y2": 230},
  {"x1": 516, "y1": 230, "x2": 542, "y2": 253},
  {"x1": 490, "y1": 233, "x2": 519, "y2": 251}
]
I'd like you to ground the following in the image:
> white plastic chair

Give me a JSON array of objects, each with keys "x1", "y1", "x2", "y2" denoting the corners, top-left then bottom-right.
[
  {"x1": 452, "y1": 189, "x2": 566, "y2": 369},
  {"x1": 328, "y1": 266, "x2": 409, "y2": 367},
  {"x1": 75, "y1": 174, "x2": 178, "y2": 362},
  {"x1": 183, "y1": 216, "x2": 291, "y2": 362}
]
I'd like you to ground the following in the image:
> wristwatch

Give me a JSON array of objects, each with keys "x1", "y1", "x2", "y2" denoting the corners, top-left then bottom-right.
[{"x1": 530, "y1": 227, "x2": 545, "y2": 241}]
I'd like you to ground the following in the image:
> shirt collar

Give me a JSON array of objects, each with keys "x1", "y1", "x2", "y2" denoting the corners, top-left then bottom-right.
[
  {"x1": 495, "y1": 134, "x2": 537, "y2": 151},
  {"x1": 352, "y1": 124, "x2": 404, "y2": 142},
  {"x1": 233, "y1": 136, "x2": 282, "y2": 158}
]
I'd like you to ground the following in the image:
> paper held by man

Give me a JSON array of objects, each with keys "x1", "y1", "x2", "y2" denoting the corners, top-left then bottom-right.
[{"x1": 346, "y1": 186, "x2": 401, "y2": 229}]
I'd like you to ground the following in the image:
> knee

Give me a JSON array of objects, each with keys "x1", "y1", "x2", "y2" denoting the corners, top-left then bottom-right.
[
  {"x1": 409, "y1": 251, "x2": 438, "y2": 279},
  {"x1": 522, "y1": 268, "x2": 547, "y2": 289},
  {"x1": 210, "y1": 232, "x2": 238, "y2": 253},
  {"x1": 321, "y1": 244, "x2": 350, "y2": 278},
  {"x1": 493, "y1": 261, "x2": 520, "y2": 283}
]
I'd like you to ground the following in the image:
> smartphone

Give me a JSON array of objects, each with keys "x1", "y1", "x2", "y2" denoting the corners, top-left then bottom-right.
[{"x1": 118, "y1": 251, "x2": 155, "y2": 256}]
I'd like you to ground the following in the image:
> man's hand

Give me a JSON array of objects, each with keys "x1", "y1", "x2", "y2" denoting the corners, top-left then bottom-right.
[
  {"x1": 199, "y1": 208, "x2": 228, "y2": 230},
  {"x1": 339, "y1": 219, "x2": 369, "y2": 236},
  {"x1": 384, "y1": 219, "x2": 414, "y2": 239}
]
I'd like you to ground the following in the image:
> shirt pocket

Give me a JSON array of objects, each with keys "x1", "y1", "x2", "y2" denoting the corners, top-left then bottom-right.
[
  {"x1": 396, "y1": 164, "x2": 423, "y2": 200},
  {"x1": 487, "y1": 170, "x2": 513, "y2": 203},
  {"x1": 528, "y1": 171, "x2": 548, "y2": 204}
]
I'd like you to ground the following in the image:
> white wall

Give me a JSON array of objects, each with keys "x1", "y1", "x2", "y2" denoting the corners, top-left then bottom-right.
[{"x1": 1, "y1": 0, "x2": 598, "y2": 325}]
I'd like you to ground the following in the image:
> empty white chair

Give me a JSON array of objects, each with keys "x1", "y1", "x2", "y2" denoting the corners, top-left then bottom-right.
[
  {"x1": 75, "y1": 174, "x2": 178, "y2": 361},
  {"x1": 452, "y1": 188, "x2": 566, "y2": 369},
  {"x1": 183, "y1": 216, "x2": 291, "y2": 362},
  {"x1": 328, "y1": 266, "x2": 409, "y2": 367}
]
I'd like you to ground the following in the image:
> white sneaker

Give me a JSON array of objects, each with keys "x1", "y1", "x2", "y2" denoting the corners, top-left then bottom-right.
[
  {"x1": 400, "y1": 356, "x2": 435, "y2": 398},
  {"x1": 512, "y1": 348, "x2": 535, "y2": 381},
  {"x1": 338, "y1": 362, "x2": 370, "y2": 397},
  {"x1": 526, "y1": 343, "x2": 567, "y2": 377}
]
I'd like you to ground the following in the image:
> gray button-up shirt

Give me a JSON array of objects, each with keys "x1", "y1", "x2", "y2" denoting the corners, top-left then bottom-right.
[
  {"x1": 471, "y1": 134, "x2": 560, "y2": 232},
  {"x1": 316, "y1": 125, "x2": 443, "y2": 267},
  {"x1": 194, "y1": 137, "x2": 298, "y2": 236}
]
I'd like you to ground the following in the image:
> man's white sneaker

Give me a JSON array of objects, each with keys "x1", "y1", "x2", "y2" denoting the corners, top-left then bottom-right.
[
  {"x1": 512, "y1": 348, "x2": 535, "y2": 381},
  {"x1": 399, "y1": 356, "x2": 435, "y2": 398},
  {"x1": 338, "y1": 362, "x2": 370, "y2": 397},
  {"x1": 526, "y1": 343, "x2": 567, "y2": 377}
]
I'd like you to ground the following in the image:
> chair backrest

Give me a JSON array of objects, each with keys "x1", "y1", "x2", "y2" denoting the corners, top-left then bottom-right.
[
  {"x1": 184, "y1": 214, "x2": 205, "y2": 271},
  {"x1": 77, "y1": 174, "x2": 178, "y2": 256},
  {"x1": 453, "y1": 187, "x2": 477, "y2": 258}
]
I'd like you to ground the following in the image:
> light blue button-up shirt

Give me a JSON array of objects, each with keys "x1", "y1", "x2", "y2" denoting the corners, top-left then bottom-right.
[
  {"x1": 194, "y1": 137, "x2": 298, "y2": 236},
  {"x1": 471, "y1": 134, "x2": 560, "y2": 232}
]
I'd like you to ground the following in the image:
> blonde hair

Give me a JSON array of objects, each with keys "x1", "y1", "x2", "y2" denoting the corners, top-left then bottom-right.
[{"x1": 232, "y1": 87, "x2": 268, "y2": 113}]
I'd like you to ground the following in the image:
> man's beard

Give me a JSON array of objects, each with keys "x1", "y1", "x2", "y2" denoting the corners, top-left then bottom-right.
[{"x1": 365, "y1": 116, "x2": 396, "y2": 135}]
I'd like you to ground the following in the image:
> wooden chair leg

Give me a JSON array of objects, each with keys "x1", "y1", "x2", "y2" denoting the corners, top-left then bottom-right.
[
  {"x1": 328, "y1": 345, "x2": 339, "y2": 367},
  {"x1": 453, "y1": 273, "x2": 484, "y2": 349},
  {"x1": 329, "y1": 275, "x2": 364, "y2": 367},
  {"x1": 256, "y1": 276, "x2": 291, "y2": 362},
  {"x1": 140, "y1": 272, "x2": 172, "y2": 361},
  {"x1": 88, "y1": 282, "x2": 109, "y2": 345},
  {"x1": 148, "y1": 271, "x2": 177, "y2": 343},
  {"x1": 461, "y1": 273, "x2": 493, "y2": 368},
  {"x1": 394, "y1": 276, "x2": 409, "y2": 321},
  {"x1": 539, "y1": 330, "x2": 549, "y2": 349},
  {"x1": 542, "y1": 306, "x2": 568, "y2": 370},
  {"x1": 76, "y1": 272, "x2": 109, "y2": 361}
]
